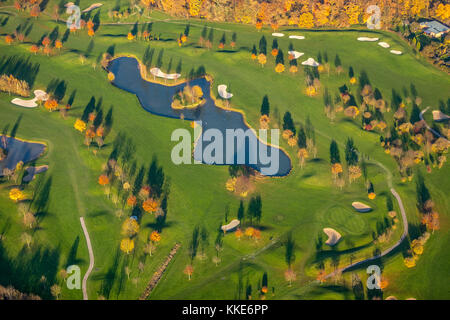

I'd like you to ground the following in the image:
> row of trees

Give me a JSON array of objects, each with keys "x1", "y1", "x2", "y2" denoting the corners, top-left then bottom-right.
[
  {"x1": 236, "y1": 195, "x2": 262, "y2": 226},
  {"x1": 174, "y1": 0, "x2": 448, "y2": 29},
  {"x1": 73, "y1": 96, "x2": 113, "y2": 149}
]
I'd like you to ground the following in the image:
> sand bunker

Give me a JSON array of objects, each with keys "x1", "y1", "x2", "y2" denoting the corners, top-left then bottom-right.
[
  {"x1": 378, "y1": 42, "x2": 390, "y2": 48},
  {"x1": 432, "y1": 110, "x2": 450, "y2": 121},
  {"x1": 149, "y1": 68, "x2": 181, "y2": 80},
  {"x1": 218, "y1": 85, "x2": 233, "y2": 99},
  {"x1": 357, "y1": 37, "x2": 379, "y2": 42},
  {"x1": 390, "y1": 50, "x2": 403, "y2": 55},
  {"x1": 385, "y1": 296, "x2": 398, "y2": 300},
  {"x1": 221, "y1": 219, "x2": 240, "y2": 233},
  {"x1": 23, "y1": 165, "x2": 49, "y2": 182},
  {"x1": 82, "y1": 3, "x2": 103, "y2": 13},
  {"x1": 288, "y1": 51, "x2": 304, "y2": 59},
  {"x1": 272, "y1": 33, "x2": 285, "y2": 37},
  {"x1": 323, "y1": 228, "x2": 342, "y2": 246},
  {"x1": 11, "y1": 90, "x2": 48, "y2": 108},
  {"x1": 301, "y1": 58, "x2": 320, "y2": 67},
  {"x1": 289, "y1": 35, "x2": 305, "y2": 40},
  {"x1": 352, "y1": 202, "x2": 372, "y2": 212}
]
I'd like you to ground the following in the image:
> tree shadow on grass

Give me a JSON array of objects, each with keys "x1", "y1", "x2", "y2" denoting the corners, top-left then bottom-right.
[
  {"x1": 65, "y1": 236, "x2": 85, "y2": 268},
  {"x1": 145, "y1": 220, "x2": 174, "y2": 232},
  {"x1": 95, "y1": 246, "x2": 121, "y2": 300},
  {"x1": 0, "y1": 242, "x2": 61, "y2": 299},
  {"x1": 313, "y1": 242, "x2": 373, "y2": 264},
  {"x1": 87, "y1": 210, "x2": 110, "y2": 218}
]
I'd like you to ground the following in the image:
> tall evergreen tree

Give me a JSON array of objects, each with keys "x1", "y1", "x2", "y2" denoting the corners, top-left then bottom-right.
[
  {"x1": 297, "y1": 125, "x2": 306, "y2": 149},
  {"x1": 345, "y1": 138, "x2": 358, "y2": 166},
  {"x1": 260, "y1": 95, "x2": 270, "y2": 116},
  {"x1": 237, "y1": 200, "x2": 244, "y2": 223},
  {"x1": 330, "y1": 140, "x2": 341, "y2": 164},
  {"x1": 282, "y1": 111, "x2": 296, "y2": 134},
  {"x1": 259, "y1": 35, "x2": 267, "y2": 55}
]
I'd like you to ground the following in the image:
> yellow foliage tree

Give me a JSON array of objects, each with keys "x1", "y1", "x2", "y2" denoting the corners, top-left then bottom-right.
[
  {"x1": 120, "y1": 238, "x2": 135, "y2": 254},
  {"x1": 298, "y1": 12, "x2": 314, "y2": 28},
  {"x1": 9, "y1": 188, "x2": 24, "y2": 202},
  {"x1": 188, "y1": 0, "x2": 203, "y2": 17},
  {"x1": 122, "y1": 218, "x2": 140, "y2": 237}
]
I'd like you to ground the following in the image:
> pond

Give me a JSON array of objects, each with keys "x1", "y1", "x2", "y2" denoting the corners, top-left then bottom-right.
[
  {"x1": 0, "y1": 135, "x2": 46, "y2": 175},
  {"x1": 107, "y1": 57, "x2": 292, "y2": 176}
]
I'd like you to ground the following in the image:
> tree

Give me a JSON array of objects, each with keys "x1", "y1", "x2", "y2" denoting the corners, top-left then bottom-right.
[
  {"x1": 9, "y1": 188, "x2": 24, "y2": 202},
  {"x1": 189, "y1": 226, "x2": 200, "y2": 262},
  {"x1": 299, "y1": 10, "x2": 314, "y2": 28},
  {"x1": 50, "y1": 284, "x2": 61, "y2": 300},
  {"x1": 297, "y1": 125, "x2": 306, "y2": 149},
  {"x1": 282, "y1": 112, "x2": 296, "y2": 135},
  {"x1": 188, "y1": 0, "x2": 202, "y2": 16},
  {"x1": 184, "y1": 265, "x2": 194, "y2": 280},
  {"x1": 21, "y1": 232, "x2": 32, "y2": 248},
  {"x1": 285, "y1": 233, "x2": 295, "y2": 268},
  {"x1": 330, "y1": 140, "x2": 341, "y2": 164},
  {"x1": 260, "y1": 95, "x2": 270, "y2": 116},
  {"x1": 122, "y1": 218, "x2": 139, "y2": 237},
  {"x1": 237, "y1": 200, "x2": 244, "y2": 223},
  {"x1": 345, "y1": 138, "x2": 358, "y2": 166},
  {"x1": 81, "y1": 97, "x2": 96, "y2": 122},
  {"x1": 207, "y1": 28, "x2": 214, "y2": 49},
  {"x1": 142, "y1": 198, "x2": 158, "y2": 213},
  {"x1": 150, "y1": 230, "x2": 161, "y2": 243},
  {"x1": 258, "y1": 36, "x2": 267, "y2": 55},
  {"x1": 219, "y1": 33, "x2": 226, "y2": 49},
  {"x1": 231, "y1": 32, "x2": 237, "y2": 49},
  {"x1": 120, "y1": 238, "x2": 135, "y2": 254},
  {"x1": 156, "y1": 49, "x2": 164, "y2": 69}
]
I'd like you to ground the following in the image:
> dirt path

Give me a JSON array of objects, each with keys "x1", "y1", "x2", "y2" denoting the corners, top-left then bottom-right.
[
  {"x1": 80, "y1": 217, "x2": 94, "y2": 300},
  {"x1": 420, "y1": 107, "x2": 449, "y2": 141},
  {"x1": 139, "y1": 243, "x2": 181, "y2": 300}
]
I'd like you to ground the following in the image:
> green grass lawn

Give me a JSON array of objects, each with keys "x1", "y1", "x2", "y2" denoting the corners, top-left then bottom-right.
[{"x1": 0, "y1": 1, "x2": 449, "y2": 300}]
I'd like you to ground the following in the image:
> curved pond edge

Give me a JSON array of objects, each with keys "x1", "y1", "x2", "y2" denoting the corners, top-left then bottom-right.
[
  {"x1": 0, "y1": 134, "x2": 47, "y2": 173},
  {"x1": 104, "y1": 53, "x2": 294, "y2": 178}
]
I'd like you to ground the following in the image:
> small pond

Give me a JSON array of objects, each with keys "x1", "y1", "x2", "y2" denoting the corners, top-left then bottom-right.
[
  {"x1": 0, "y1": 135, "x2": 46, "y2": 175},
  {"x1": 107, "y1": 57, "x2": 292, "y2": 176}
]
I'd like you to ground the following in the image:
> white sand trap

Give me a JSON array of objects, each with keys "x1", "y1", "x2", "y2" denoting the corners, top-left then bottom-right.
[
  {"x1": 272, "y1": 33, "x2": 285, "y2": 37},
  {"x1": 378, "y1": 42, "x2": 390, "y2": 48},
  {"x1": 11, "y1": 90, "x2": 48, "y2": 108},
  {"x1": 82, "y1": 3, "x2": 103, "y2": 13},
  {"x1": 23, "y1": 165, "x2": 49, "y2": 182},
  {"x1": 218, "y1": 85, "x2": 233, "y2": 99},
  {"x1": 288, "y1": 51, "x2": 304, "y2": 59},
  {"x1": 323, "y1": 228, "x2": 341, "y2": 246},
  {"x1": 385, "y1": 296, "x2": 398, "y2": 300},
  {"x1": 352, "y1": 201, "x2": 372, "y2": 213},
  {"x1": 390, "y1": 50, "x2": 403, "y2": 55},
  {"x1": 149, "y1": 68, "x2": 181, "y2": 80},
  {"x1": 432, "y1": 110, "x2": 450, "y2": 121},
  {"x1": 301, "y1": 58, "x2": 320, "y2": 67},
  {"x1": 221, "y1": 219, "x2": 240, "y2": 233},
  {"x1": 357, "y1": 37, "x2": 379, "y2": 42},
  {"x1": 289, "y1": 35, "x2": 305, "y2": 40}
]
